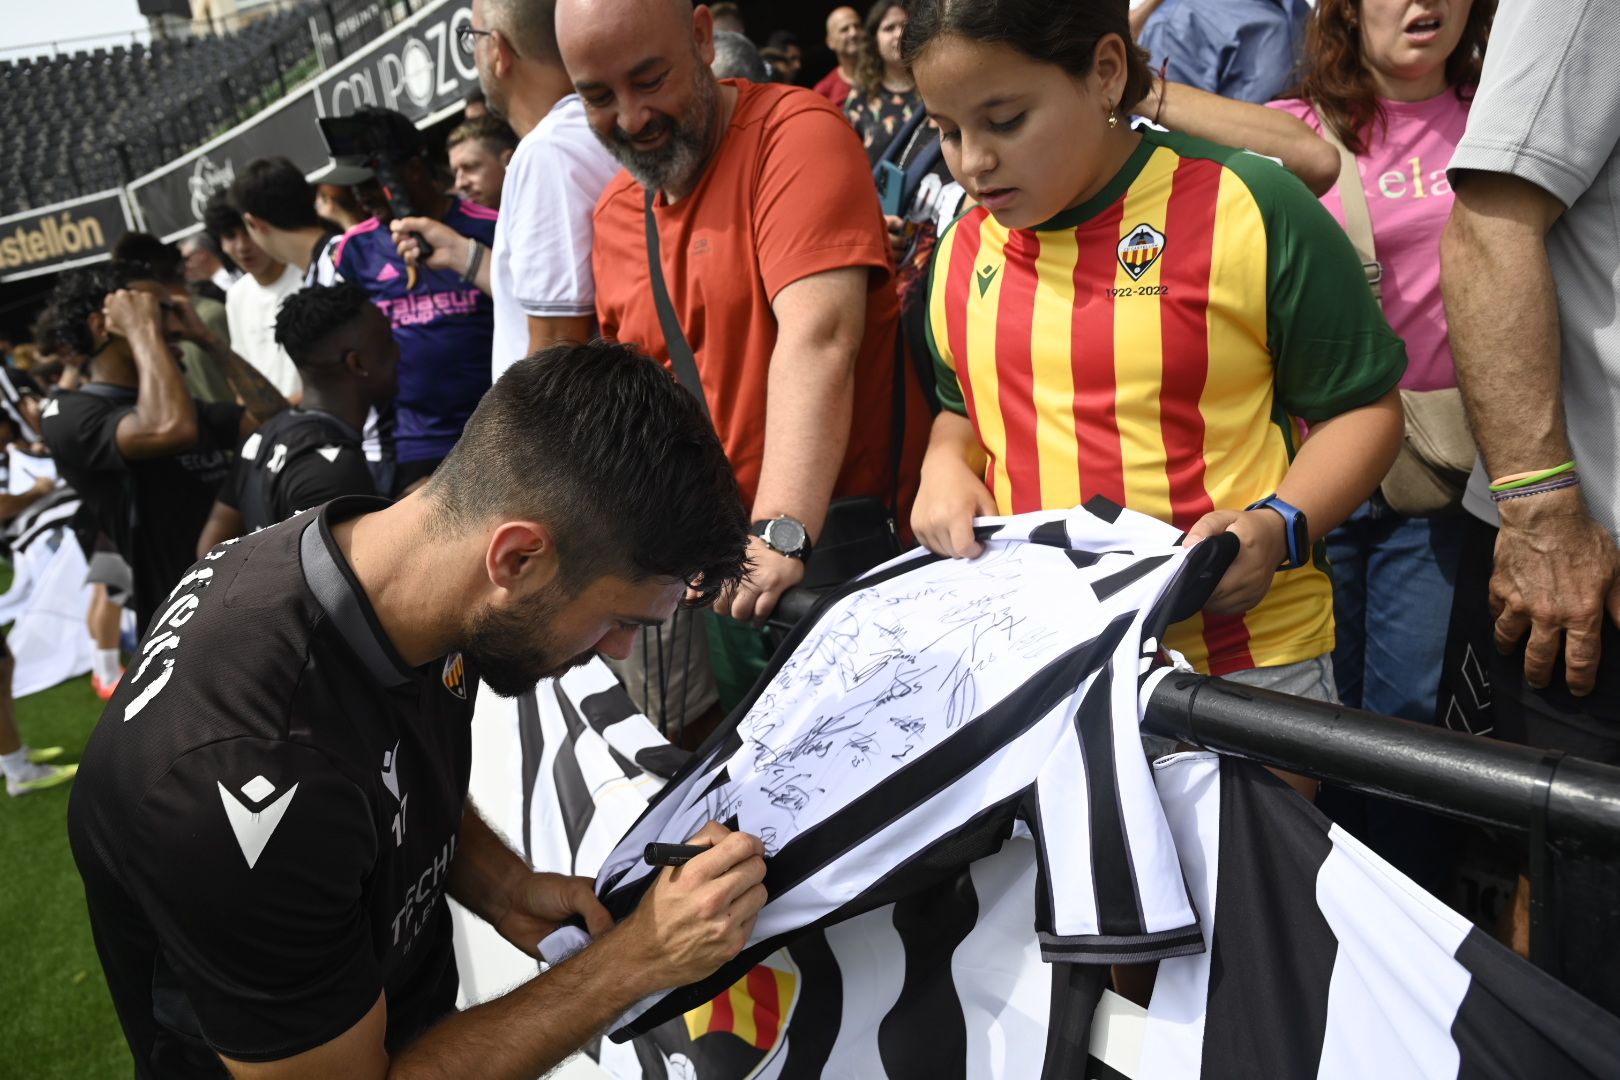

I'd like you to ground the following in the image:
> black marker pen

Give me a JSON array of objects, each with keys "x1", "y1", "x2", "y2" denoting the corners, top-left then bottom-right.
[{"x1": 645, "y1": 842, "x2": 711, "y2": 867}]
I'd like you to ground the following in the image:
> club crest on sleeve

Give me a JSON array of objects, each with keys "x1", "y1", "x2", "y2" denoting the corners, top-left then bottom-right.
[
  {"x1": 442, "y1": 653, "x2": 466, "y2": 698},
  {"x1": 1117, "y1": 223, "x2": 1166, "y2": 281}
]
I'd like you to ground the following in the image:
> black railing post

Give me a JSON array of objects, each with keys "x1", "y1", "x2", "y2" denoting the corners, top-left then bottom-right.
[
  {"x1": 220, "y1": 73, "x2": 238, "y2": 122},
  {"x1": 116, "y1": 142, "x2": 134, "y2": 185},
  {"x1": 271, "y1": 40, "x2": 286, "y2": 98},
  {"x1": 325, "y1": 2, "x2": 344, "y2": 60}
]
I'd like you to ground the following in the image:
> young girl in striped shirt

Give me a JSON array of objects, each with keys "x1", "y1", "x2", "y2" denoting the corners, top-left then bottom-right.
[{"x1": 907, "y1": 0, "x2": 1406, "y2": 706}]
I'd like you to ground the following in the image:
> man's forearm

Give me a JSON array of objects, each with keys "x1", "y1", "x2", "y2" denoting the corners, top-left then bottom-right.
[
  {"x1": 196, "y1": 332, "x2": 289, "y2": 423},
  {"x1": 752, "y1": 339, "x2": 856, "y2": 538},
  {"x1": 445, "y1": 800, "x2": 531, "y2": 927},
  {"x1": 1441, "y1": 179, "x2": 1569, "y2": 479},
  {"x1": 389, "y1": 931, "x2": 652, "y2": 1080},
  {"x1": 131, "y1": 325, "x2": 198, "y2": 439}
]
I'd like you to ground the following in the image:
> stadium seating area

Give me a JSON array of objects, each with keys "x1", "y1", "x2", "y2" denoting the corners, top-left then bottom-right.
[{"x1": 0, "y1": 3, "x2": 317, "y2": 215}]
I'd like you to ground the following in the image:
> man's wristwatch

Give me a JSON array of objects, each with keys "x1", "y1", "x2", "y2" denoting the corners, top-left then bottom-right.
[
  {"x1": 750, "y1": 516, "x2": 813, "y2": 562},
  {"x1": 1244, "y1": 494, "x2": 1310, "y2": 569}
]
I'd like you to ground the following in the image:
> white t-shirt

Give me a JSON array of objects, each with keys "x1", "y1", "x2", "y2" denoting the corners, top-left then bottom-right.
[
  {"x1": 225, "y1": 263, "x2": 304, "y2": 399},
  {"x1": 490, "y1": 94, "x2": 622, "y2": 381}
]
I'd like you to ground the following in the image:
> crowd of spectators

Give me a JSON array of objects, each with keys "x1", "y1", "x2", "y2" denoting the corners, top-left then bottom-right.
[{"x1": 8, "y1": 0, "x2": 1620, "y2": 1069}]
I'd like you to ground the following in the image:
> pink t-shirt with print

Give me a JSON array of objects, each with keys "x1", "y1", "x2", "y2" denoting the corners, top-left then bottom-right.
[{"x1": 1270, "y1": 92, "x2": 1470, "y2": 392}]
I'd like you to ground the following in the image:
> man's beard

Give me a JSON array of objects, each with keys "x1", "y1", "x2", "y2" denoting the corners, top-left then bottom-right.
[
  {"x1": 597, "y1": 69, "x2": 717, "y2": 194},
  {"x1": 462, "y1": 583, "x2": 597, "y2": 698}
]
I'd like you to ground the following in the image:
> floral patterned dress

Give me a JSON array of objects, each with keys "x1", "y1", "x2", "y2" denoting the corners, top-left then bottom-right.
[{"x1": 845, "y1": 85, "x2": 922, "y2": 166}]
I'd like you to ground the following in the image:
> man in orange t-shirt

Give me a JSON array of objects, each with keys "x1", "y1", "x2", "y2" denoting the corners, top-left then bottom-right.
[{"x1": 557, "y1": 0, "x2": 925, "y2": 704}]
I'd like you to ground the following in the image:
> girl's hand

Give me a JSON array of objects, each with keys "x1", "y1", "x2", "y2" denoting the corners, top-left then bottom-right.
[
  {"x1": 1183, "y1": 508, "x2": 1289, "y2": 615},
  {"x1": 912, "y1": 457, "x2": 997, "y2": 559}
]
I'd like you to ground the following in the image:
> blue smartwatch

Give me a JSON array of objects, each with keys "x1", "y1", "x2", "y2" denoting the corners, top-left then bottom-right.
[{"x1": 1245, "y1": 494, "x2": 1310, "y2": 569}]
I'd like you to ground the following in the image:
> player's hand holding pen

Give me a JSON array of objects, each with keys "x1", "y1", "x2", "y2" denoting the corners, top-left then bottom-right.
[{"x1": 605, "y1": 820, "x2": 767, "y2": 991}]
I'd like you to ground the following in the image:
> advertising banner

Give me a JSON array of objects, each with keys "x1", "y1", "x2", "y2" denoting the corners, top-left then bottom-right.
[
  {"x1": 0, "y1": 190, "x2": 134, "y2": 283},
  {"x1": 130, "y1": 0, "x2": 475, "y2": 240}
]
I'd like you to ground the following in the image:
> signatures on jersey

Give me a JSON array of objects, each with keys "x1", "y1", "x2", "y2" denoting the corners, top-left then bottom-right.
[{"x1": 695, "y1": 542, "x2": 1087, "y2": 857}]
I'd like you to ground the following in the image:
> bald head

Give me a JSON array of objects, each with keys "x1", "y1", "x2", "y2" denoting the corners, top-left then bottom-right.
[
  {"x1": 556, "y1": 0, "x2": 694, "y2": 52},
  {"x1": 826, "y1": 5, "x2": 861, "y2": 60},
  {"x1": 558, "y1": 0, "x2": 721, "y2": 198}
]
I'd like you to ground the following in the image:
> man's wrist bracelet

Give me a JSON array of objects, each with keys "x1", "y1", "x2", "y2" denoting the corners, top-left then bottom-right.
[
  {"x1": 1489, "y1": 473, "x2": 1580, "y2": 503},
  {"x1": 1490, "y1": 461, "x2": 1576, "y2": 492}
]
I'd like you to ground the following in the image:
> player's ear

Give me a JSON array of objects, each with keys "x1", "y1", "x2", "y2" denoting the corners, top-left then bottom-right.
[
  {"x1": 342, "y1": 346, "x2": 366, "y2": 379},
  {"x1": 485, "y1": 520, "x2": 563, "y2": 596},
  {"x1": 499, "y1": 148, "x2": 514, "y2": 168}
]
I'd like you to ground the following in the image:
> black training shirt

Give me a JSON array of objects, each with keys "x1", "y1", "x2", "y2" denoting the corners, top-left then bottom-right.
[
  {"x1": 40, "y1": 384, "x2": 241, "y2": 629},
  {"x1": 68, "y1": 497, "x2": 477, "y2": 1077},
  {"x1": 220, "y1": 408, "x2": 375, "y2": 532}
]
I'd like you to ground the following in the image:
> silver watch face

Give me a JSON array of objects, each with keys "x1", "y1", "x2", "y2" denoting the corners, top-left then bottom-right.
[{"x1": 765, "y1": 517, "x2": 807, "y2": 554}]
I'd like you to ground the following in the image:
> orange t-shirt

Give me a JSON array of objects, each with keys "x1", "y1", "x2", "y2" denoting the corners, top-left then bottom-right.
[{"x1": 593, "y1": 80, "x2": 925, "y2": 513}]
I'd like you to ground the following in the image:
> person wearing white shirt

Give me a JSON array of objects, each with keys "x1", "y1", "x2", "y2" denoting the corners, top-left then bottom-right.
[
  {"x1": 391, "y1": 0, "x2": 620, "y2": 379},
  {"x1": 210, "y1": 196, "x2": 304, "y2": 403}
]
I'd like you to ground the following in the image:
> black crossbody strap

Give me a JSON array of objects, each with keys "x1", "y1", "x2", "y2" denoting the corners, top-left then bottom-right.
[{"x1": 645, "y1": 186, "x2": 710, "y2": 421}]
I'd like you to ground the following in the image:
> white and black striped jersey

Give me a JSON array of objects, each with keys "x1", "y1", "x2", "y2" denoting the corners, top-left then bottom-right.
[
  {"x1": 486, "y1": 660, "x2": 1081, "y2": 1080},
  {"x1": 547, "y1": 499, "x2": 1237, "y2": 1049},
  {"x1": 1136, "y1": 751, "x2": 1620, "y2": 1080}
]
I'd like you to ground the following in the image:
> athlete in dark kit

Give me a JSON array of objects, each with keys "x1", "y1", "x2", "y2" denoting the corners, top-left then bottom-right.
[{"x1": 69, "y1": 342, "x2": 768, "y2": 1079}]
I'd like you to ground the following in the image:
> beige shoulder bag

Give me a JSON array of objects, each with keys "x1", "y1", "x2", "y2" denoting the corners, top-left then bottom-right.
[{"x1": 1316, "y1": 108, "x2": 1474, "y2": 517}]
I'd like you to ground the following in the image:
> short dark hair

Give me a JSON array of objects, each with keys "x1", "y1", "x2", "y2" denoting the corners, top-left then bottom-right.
[
  {"x1": 447, "y1": 115, "x2": 519, "y2": 157},
  {"x1": 766, "y1": 29, "x2": 801, "y2": 50},
  {"x1": 111, "y1": 231, "x2": 185, "y2": 286},
  {"x1": 426, "y1": 341, "x2": 748, "y2": 602},
  {"x1": 274, "y1": 283, "x2": 374, "y2": 371},
  {"x1": 36, "y1": 262, "x2": 148, "y2": 359},
  {"x1": 482, "y1": 0, "x2": 562, "y2": 66},
  {"x1": 202, "y1": 191, "x2": 244, "y2": 245},
  {"x1": 232, "y1": 157, "x2": 323, "y2": 232},
  {"x1": 904, "y1": 0, "x2": 1153, "y2": 114}
]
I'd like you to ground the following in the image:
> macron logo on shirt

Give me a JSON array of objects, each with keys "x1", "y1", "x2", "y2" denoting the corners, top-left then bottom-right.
[
  {"x1": 218, "y1": 774, "x2": 299, "y2": 869},
  {"x1": 377, "y1": 263, "x2": 401, "y2": 283}
]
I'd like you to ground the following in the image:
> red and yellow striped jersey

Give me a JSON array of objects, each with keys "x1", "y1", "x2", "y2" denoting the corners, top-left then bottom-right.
[{"x1": 927, "y1": 127, "x2": 1405, "y2": 674}]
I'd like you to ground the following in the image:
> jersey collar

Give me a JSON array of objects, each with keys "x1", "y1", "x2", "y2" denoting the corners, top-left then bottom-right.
[
  {"x1": 300, "y1": 496, "x2": 418, "y2": 688},
  {"x1": 1033, "y1": 128, "x2": 1159, "y2": 232}
]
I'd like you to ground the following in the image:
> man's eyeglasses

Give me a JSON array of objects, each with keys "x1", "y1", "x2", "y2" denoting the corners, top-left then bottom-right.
[{"x1": 456, "y1": 23, "x2": 494, "y2": 59}]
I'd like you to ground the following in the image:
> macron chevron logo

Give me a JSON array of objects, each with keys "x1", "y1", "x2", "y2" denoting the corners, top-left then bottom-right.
[
  {"x1": 377, "y1": 263, "x2": 401, "y2": 283},
  {"x1": 218, "y1": 775, "x2": 299, "y2": 869}
]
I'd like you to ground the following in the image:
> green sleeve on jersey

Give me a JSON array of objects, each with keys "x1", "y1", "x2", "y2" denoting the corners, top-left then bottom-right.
[
  {"x1": 924, "y1": 219, "x2": 969, "y2": 417},
  {"x1": 1221, "y1": 146, "x2": 1408, "y2": 423}
]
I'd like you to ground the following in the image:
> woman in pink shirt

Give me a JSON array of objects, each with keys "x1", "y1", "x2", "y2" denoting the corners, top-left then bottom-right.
[{"x1": 1269, "y1": 0, "x2": 1493, "y2": 885}]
